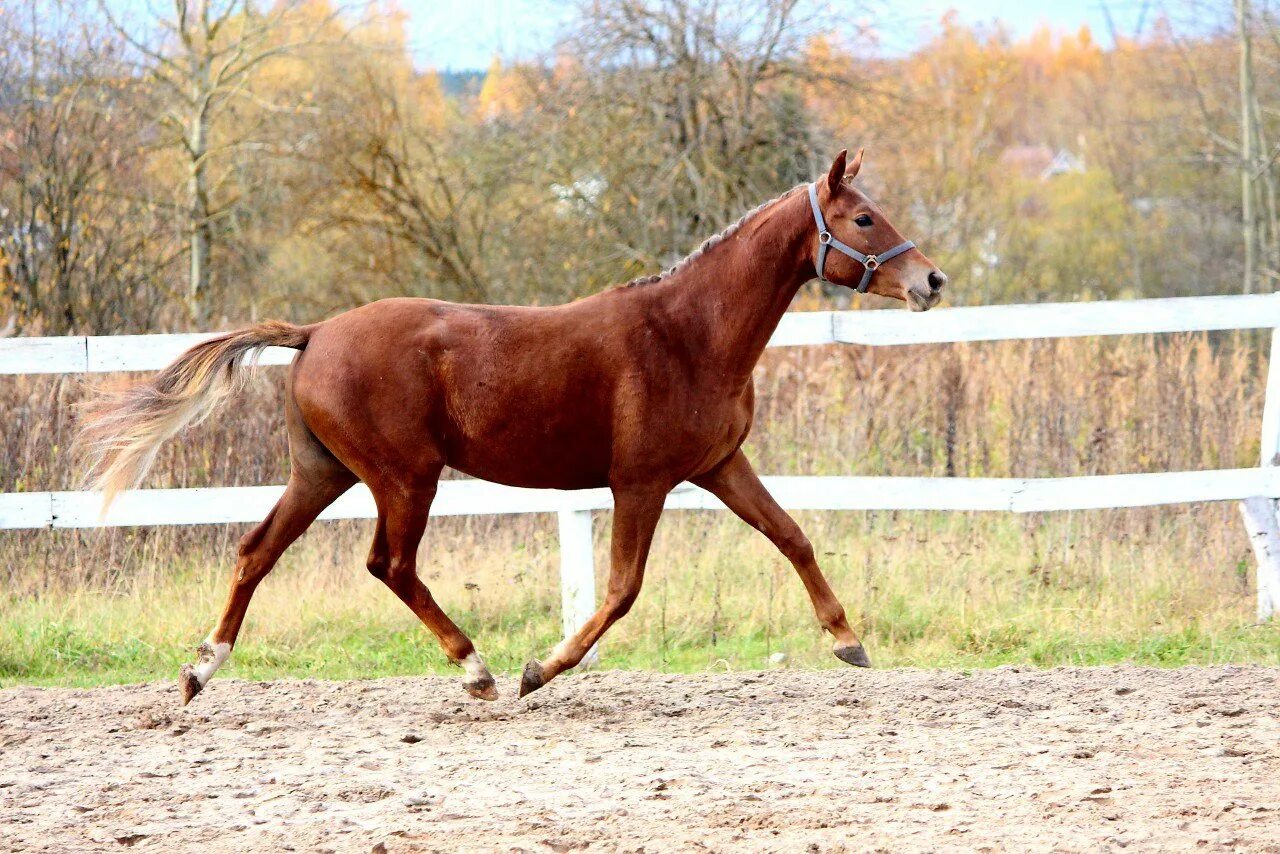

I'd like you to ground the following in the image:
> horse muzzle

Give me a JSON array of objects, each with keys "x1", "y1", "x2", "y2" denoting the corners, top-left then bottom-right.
[
  {"x1": 907, "y1": 284, "x2": 942, "y2": 312},
  {"x1": 907, "y1": 269, "x2": 947, "y2": 312}
]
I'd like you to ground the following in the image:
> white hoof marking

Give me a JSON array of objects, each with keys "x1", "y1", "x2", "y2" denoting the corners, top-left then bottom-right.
[
  {"x1": 193, "y1": 639, "x2": 231, "y2": 686},
  {"x1": 463, "y1": 651, "x2": 491, "y2": 683}
]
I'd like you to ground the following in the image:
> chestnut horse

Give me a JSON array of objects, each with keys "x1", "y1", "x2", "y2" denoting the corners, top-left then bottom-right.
[{"x1": 80, "y1": 149, "x2": 946, "y2": 704}]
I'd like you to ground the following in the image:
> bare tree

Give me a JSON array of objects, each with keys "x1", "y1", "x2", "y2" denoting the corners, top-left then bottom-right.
[
  {"x1": 548, "y1": 0, "x2": 823, "y2": 272},
  {"x1": 309, "y1": 48, "x2": 576, "y2": 307},
  {"x1": 98, "y1": 0, "x2": 334, "y2": 323},
  {"x1": 326, "y1": 90, "x2": 495, "y2": 303},
  {"x1": 0, "y1": 2, "x2": 174, "y2": 334}
]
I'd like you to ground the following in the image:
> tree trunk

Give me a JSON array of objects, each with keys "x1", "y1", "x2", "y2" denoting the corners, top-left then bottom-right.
[
  {"x1": 187, "y1": 88, "x2": 212, "y2": 324},
  {"x1": 1253, "y1": 92, "x2": 1280, "y2": 286},
  {"x1": 187, "y1": 15, "x2": 212, "y2": 327},
  {"x1": 188, "y1": 158, "x2": 211, "y2": 325},
  {"x1": 1238, "y1": 0, "x2": 1258, "y2": 294}
]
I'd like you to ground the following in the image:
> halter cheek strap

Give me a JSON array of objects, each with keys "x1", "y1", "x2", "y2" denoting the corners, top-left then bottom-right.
[{"x1": 808, "y1": 182, "x2": 915, "y2": 293}]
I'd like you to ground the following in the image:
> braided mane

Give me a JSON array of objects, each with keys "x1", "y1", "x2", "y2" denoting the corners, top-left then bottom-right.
[{"x1": 624, "y1": 183, "x2": 807, "y2": 287}]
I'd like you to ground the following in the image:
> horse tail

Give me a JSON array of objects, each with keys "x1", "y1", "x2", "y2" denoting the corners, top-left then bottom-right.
[{"x1": 78, "y1": 320, "x2": 311, "y2": 512}]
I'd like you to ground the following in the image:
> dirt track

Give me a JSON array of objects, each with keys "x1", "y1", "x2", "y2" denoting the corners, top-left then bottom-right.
[{"x1": 2, "y1": 666, "x2": 1278, "y2": 852}]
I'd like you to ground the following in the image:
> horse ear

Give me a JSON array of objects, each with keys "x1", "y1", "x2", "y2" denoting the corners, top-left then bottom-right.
[
  {"x1": 846, "y1": 148, "x2": 864, "y2": 182},
  {"x1": 826, "y1": 149, "x2": 848, "y2": 193}
]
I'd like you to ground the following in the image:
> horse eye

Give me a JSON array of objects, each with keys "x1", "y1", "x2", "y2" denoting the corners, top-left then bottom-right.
[{"x1": 854, "y1": 214, "x2": 873, "y2": 227}]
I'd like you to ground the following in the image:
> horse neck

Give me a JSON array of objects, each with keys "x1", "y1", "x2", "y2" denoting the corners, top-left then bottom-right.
[{"x1": 664, "y1": 190, "x2": 814, "y2": 380}]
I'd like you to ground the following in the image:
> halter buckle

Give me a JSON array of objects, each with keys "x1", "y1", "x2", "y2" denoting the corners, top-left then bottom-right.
[
  {"x1": 864, "y1": 254, "x2": 879, "y2": 271},
  {"x1": 818, "y1": 230, "x2": 832, "y2": 245}
]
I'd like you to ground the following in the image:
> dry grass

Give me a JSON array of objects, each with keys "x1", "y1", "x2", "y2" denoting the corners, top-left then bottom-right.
[{"x1": 3, "y1": 329, "x2": 1277, "y2": 684}]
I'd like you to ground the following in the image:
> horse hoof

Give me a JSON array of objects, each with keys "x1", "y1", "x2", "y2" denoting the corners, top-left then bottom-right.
[
  {"x1": 833, "y1": 643, "x2": 872, "y2": 668},
  {"x1": 464, "y1": 674, "x2": 498, "y2": 701},
  {"x1": 519, "y1": 659, "x2": 546, "y2": 698},
  {"x1": 178, "y1": 664, "x2": 202, "y2": 706}
]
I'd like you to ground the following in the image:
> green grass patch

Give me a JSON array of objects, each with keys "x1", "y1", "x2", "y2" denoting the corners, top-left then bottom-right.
[{"x1": 3, "y1": 509, "x2": 1277, "y2": 688}]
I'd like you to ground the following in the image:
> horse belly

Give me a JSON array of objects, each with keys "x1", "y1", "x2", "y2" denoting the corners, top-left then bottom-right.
[{"x1": 444, "y1": 395, "x2": 613, "y2": 490}]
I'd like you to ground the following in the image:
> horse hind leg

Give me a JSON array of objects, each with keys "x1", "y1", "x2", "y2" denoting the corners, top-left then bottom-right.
[
  {"x1": 179, "y1": 429, "x2": 356, "y2": 705},
  {"x1": 367, "y1": 480, "x2": 496, "y2": 701}
]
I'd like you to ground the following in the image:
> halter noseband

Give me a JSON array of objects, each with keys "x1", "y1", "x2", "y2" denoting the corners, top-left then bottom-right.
[{"x1": 808, "y1": 182, "x2": 915, "y2": 293}]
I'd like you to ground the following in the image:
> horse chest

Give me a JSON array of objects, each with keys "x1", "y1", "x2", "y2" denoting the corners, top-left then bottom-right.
[{"x1": 619, "y1": 381, "x2": 753, "y2": 477}]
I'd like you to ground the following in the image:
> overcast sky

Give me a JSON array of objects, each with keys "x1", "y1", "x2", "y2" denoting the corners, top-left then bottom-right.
[{"x1": 407, "y1": 0, "x2": 1171, "y2": 71}]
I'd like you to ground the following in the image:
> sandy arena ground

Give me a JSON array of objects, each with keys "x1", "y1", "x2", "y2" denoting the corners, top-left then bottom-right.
[{"x1": 1, "y1": 666, "x2": 1278, "y2": 852}]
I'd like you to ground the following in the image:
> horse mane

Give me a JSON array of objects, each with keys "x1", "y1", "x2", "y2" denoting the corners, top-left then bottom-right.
[{"x1": 623, "y1": 183, "x2": 807, "y2": 288}]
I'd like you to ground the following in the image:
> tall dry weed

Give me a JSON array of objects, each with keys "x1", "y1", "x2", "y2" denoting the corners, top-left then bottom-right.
[{"x1": 0, "y1": 332, "x2": 1266, "y2": 595}]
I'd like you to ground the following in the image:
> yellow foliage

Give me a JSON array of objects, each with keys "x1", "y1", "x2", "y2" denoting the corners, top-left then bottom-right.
[{"x1": 478, "y1": 56, "x2": 527, "y2": 119}]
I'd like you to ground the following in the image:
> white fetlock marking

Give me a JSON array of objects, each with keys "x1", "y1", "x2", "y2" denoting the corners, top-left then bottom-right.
[
  {"x1": 463, "y1": 652, "x2": 491, "y2": 683},
  {"x1": 193, "y1": 639, "x2": 231, "y2": 686}
]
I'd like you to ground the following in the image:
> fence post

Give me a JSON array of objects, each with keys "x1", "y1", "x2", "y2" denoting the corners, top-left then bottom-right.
[
  {"x1": 557, "y1": 508, "x2": 599, "y2": 665},
  {"x1": 1240, "y1": 327, "x2": 1280, "y2": 620}
]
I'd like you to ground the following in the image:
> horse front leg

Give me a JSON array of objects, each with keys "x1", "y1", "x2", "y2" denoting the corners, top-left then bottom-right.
[
  {"x1": 692, "y1": 450, "x2": 871, "y2": 668},
  {"x1": 519, "y1": 485, "x2": 667, "y2": 697}
]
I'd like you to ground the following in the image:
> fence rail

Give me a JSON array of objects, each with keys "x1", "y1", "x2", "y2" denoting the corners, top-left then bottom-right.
[
  {"x1": 5, "y1": 292, "x2": 1280, "y2": 625},
  {"x1": 6, "y1": 468, "x2": 1280, "y2": 531},
  {"x1": 5, "y1": 293, "x2": 1280, "y2": 375}
]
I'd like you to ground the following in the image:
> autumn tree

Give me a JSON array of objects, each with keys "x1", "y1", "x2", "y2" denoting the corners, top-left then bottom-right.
[
  {"x1": 534, "y1": 0, "x2": 826, "y2": 280},
  {"x1": 4, "y1": 0, "x2": 1274, "y2": 330},
  {"x1": 99, "y1": 0, "x2": 338, "y2": 323}
]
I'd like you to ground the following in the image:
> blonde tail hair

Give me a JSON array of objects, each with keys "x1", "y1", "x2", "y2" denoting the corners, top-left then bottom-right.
[{"x1": 77, "y1": 320, "x2": 311, "y2": 511}]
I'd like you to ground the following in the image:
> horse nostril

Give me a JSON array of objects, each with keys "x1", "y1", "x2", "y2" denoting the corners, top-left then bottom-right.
[{"x1": 928, "y1": 270, "x2": 947, "y2": 292}]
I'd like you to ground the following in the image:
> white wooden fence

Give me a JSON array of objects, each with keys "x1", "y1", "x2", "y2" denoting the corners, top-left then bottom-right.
[{"x1": 4, "y1": 293, "x2": 1280, "y2": 630}]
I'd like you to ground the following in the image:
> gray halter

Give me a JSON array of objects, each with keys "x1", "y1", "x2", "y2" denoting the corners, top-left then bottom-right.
[{"x1": 808, "y1": 182, "x2": 915, "y2": 293}]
